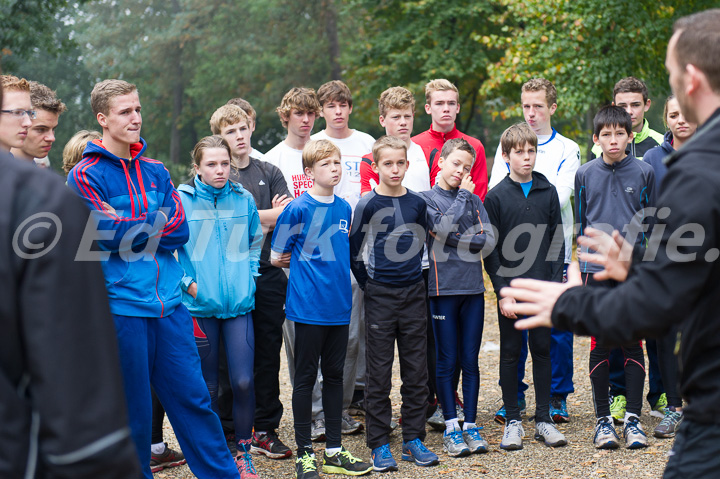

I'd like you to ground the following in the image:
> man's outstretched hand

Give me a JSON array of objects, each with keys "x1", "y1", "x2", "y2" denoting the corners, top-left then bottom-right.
[
  {"x1": 577, "y1": 227, "x2": 633, "y2": 282},
  {"x1": 500, "y1": 262, "x2": 583, "y2": 330}
]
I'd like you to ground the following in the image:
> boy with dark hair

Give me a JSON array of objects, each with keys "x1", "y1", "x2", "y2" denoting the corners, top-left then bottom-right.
[
  {"x1": 67, "y1": 79, "x2": 240, "y2": 479},
  {"x1": 591, "y1": 77, "x2": 664, "y2": 160},
  {"x1": 211, "y1": 103, "x2": 294, "y2": 459},
  {"x1": 489, "y1": 78, "x2": 581, "y2": 424},
  {"x1": 312, "y1": 79, "x2": 375, "y2": 437},
  {"x1": 10, "y1": 81, "x2": 65, "y2": 164},
  {"x1": 227, "y1": 97, "x2": 264, "y2": 160},
  {"x1": 0, "y1": 74, "x2": 33, "y2": 154},
  {"x1": 413, "y1": 79, "x2": 488, "y2": 200},
  {"x1": 271, "y1": 139, "x2": 372, "y2": 479},
  {"x1": 350, "y1": 136, "x2": 437, "y2": 472},
  {"x1": 576, "y1": 105, "x2": 654, "y2": 450},
  {"x1": 485, "y1": 123, "x2": 566, "y2": 450}
]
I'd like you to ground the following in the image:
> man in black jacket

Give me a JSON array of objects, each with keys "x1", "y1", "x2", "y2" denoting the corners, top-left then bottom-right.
[
  {"x1": 0, "y1": 95, "x2": 140, "y2": 476},
  {"x1": 501, "y1": 9, "x2": 720, "y2": 478}
]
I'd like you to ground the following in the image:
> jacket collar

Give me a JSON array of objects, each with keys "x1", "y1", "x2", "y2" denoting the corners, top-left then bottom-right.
[{"x1": 428, "y1": 124, "x2": 459, "y2": 141}]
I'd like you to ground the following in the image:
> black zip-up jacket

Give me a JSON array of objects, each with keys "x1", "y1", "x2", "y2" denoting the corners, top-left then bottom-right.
[
  {"x1": 0, "y1": 154, "x2": 140, "y2": 477},
  {"x1": 551, "y1": 108, "x2": 720, "y2": 424},
  {"x1": 484, "y1": 171, "x2": 564, "y2": 291}
]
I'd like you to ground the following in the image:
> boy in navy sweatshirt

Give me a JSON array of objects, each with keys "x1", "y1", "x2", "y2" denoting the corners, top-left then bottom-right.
[
  {"x1": 350, "y1": 136, "x2": 437, "y2": 472},
  {"x1": 576, "y1": 106, "x2": 654, "y2": 450},
  {"x1": 484, "y1": 123, "x2": 566, "y2": 451}
]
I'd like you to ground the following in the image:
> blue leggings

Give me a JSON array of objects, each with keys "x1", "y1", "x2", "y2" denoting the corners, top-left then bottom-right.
[
  {"x1": 430, "y1": 294, "x2": 485, "y2": 424},
  {"x1": 194, "y1": 314, "x2": 255, "y2": 443}
]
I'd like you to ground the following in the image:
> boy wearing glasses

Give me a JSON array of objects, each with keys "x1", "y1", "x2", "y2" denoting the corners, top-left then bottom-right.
[{"x1": 0, "y1": 75, "x2": 33, "y2": 154}]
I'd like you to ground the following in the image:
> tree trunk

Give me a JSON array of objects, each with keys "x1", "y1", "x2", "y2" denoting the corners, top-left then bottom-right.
[
  {"x1": 323, "y1": 0, "x2": 342, "y2": 80},
  {"x1": 169, "y1": 0, "x2": 183, "y2": 164}
]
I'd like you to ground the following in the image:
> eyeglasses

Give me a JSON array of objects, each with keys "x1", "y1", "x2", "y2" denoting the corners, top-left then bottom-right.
[{"x1": 0, "y1": 109, "x2": 37, "y2": 120}]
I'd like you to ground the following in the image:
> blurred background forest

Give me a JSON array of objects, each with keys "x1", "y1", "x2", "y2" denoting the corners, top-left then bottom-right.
[{"x1": 1, "y1": 0, "x2": 714, "y2": 181}]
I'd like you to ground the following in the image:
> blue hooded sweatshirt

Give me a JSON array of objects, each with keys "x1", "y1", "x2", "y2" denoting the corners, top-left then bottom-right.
[
  {"x1": 177, "y1": 177, "x2": 262, "y2": 319},
  {"x1": 643, "y1": 131, "x2": 674, "y2": 190},
  {"x1": 68, "y1": 138, "x2": 189, "y2": 318}
]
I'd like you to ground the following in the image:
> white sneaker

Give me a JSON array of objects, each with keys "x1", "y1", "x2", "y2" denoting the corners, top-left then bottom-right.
[
  {"x1": 593, "y1": 416, "x2": 620, "y2": 449},
  {"x1": 534, "y1": 422, "x2": 567, "y2": 447},
  {"x1": 500, "y1": 420, "x2": 524, "y2": 450},
  {"x1": 623, "y1": 415, "x2": 648, "y2": 449}
]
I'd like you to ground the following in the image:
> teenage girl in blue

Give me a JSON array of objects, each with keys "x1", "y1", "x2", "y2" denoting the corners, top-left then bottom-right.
[
  {"x1": 421, "y1": 139, "x2": 495, "y2": 458},
  {"x1": 177, "y1": 135, "x2": 262, "y2": 479}
]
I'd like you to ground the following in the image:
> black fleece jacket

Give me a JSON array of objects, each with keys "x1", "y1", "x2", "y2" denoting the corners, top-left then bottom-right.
[{"x1": 0, "y1": 154, "x2": 140, "y2": 477}]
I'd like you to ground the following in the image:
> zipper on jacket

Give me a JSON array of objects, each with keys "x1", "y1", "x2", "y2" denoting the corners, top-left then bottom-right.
[{"x1": 214, "y1": 196, "x2": 218, "y2": 208}]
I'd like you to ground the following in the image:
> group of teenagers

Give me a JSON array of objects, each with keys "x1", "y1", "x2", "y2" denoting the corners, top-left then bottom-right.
[{"x1": 0, "y1": 70, "x2": 695, "y2": 479}]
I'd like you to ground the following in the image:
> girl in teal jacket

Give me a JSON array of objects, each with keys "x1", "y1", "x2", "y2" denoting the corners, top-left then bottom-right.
[{"x1": 177, "y1": 135, "x2": 262, "y2": 478}]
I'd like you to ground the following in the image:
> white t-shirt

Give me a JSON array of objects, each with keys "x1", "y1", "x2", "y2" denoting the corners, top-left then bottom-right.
[
  {"x1": 488, "y1": 129, "x2": 581, "y2": 264},
  {"x1": 249, "y1": 148, "x2": 264, "y2": 160},
  {"x1": 312, "y1": 129, "x2": 375, "y2": 212},
  {"x1": 263, "y1": 142, "x2": 313, "y2": 198}
]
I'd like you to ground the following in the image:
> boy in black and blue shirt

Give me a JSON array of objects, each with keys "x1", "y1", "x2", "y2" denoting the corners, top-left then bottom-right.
[
  {"x1": 350, "y1": 136, "x2": 437, "y2": 472},
  {"x1": 271, "y1": 139, "x2": 371, "y2": 479},
  {"x1": 484, "y1": 123, "x2": 566, "y2": 451}
]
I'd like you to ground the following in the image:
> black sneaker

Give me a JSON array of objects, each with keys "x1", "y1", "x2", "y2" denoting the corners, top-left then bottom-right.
[
  {"x1": 251, "y1": 430, "x2": 292, "y2": 459},
  {"x1": 225, "y1": 432, "x2": 237, "y2": 455},
  {"x1": 322, "y1": 446, "x2": 373, "y2": 476},
  {"x1": 296, "y1": 451, "x2": 320, "y2": 479}
]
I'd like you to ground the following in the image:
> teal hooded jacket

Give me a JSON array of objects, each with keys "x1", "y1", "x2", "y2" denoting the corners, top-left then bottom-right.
[{"x1": 177, "y1": 177, "x2": 262, "y2": 318}]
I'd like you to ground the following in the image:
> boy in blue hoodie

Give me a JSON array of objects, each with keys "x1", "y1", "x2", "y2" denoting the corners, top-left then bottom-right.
[{"x1": 68, "y1": 79, "x2": 240, "y2": 479}]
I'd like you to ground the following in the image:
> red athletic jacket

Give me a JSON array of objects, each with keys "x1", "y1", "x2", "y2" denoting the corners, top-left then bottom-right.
[{"x1": 412, "y1": 125, "x2": 488, "y2": 200}]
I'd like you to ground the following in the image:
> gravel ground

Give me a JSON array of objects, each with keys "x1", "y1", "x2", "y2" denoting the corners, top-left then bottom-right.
[{"x1": 157, "y1": 288, "x2": 672, "y2": 479}]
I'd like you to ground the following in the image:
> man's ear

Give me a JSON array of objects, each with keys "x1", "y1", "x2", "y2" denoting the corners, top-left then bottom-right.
[
  {"x1": 592, "y1": 134, "x2": 599, "y2": 145},
  {"x1": 549, "y1": 103, "x2": 558, "y2": 116},
  {"x1": 424, "y1": 103, "x2": 432, "y2": 115},
  {"x1": 644, "y1": 99, "x2": 651, "y2": 113},
  {"x1": 304, "y1": 166, "x2": 314, "y2": 179},
  {"x1": 502, "y1": 152, "x2": 510, "y2": 163},
  {"x1": 97, "y1": 112, "x2": 107, "y2": 129}
]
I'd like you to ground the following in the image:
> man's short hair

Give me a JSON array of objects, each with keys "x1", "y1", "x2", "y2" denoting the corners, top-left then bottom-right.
[
  {"x1": 673, "y1": 9, "x2": 720, "y2": 95},
  {"x1": 501, "y1": 122, "x2": 538, "y2": 156},
  {"x1": 440, "y1": 137, "x2": 475, "y2": 163},
  {"x1": 613, "y1": 77, "x2": 649, "y2": 104},
  {"x1": 424, "y1": 79, "x2": 458, "y2": 104},
  {"x1": 91, "y1": 79, "x2": 137, "y2": 116},
  {"x1": 0, "y1": 75, "x2": 30, "y2": 94},
  {"x1": 317, "y1": 80, "x2": 353, "y2": 108},
  {"x1": 593, "y1": 105, "x2": 633, "y2": 137},
  {"x1": 210, "y1": 104, "x2": 251, "y2": 135},
  {"x1": 226, "y1": 97, "x2": 257, "y2": 125},
  {"x1": 302, "y1": 139, "x2": 340, "y2": 170},
  {"x1": 276, "y1": 87, "x2": 321, "y2": 128},
  {"x1": 30, "y1": 81, "x2": 66, "y2": 115},
  {"x1": 378, "y1": 86, "x2": 415, "y2": 117},
  {"x1": 372, "y1": 135, "x2": 407, "y2": 164},
  {"x1": 63, "y1": 130, "x2": 102, "y2": 175},
  {"x1": 521, "y1": 78, "x2": 557, "y2": 107}
]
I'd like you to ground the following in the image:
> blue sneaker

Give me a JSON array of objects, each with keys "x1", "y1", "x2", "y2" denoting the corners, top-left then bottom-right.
[
  {"x1": 494, "y1": 399, "x2": 527, "y2": 425},
  {"x1": 550, "y1": 396, "x2": 569, "y2": 423},
  {"x1": 401, "y1": 438, "x2": 439, "y2": 467},
  {"x1": 371, "y1": 444, "x2": 397, "y2": 472}
]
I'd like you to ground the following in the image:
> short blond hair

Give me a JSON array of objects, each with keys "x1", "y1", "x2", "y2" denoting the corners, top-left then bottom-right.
[
  {"x1": 521, "y1": 78, "x2": 557, "y2": 107},
  {"x1": 91, "y1": 79, "x2": 137, "y2": 116},
  {"x1": 210, "y1": 104, "x2": 251, "y2": 135},
  {"x1": 500, "y1": 122, "x2": 537, "y2": 156},
  {"x1": 276, "y1": 87, "x2": 321, "y2": 128},
  {"x1": 372, "y1": 135, "x2": 407, "y2": 164},
  {"x1": 226, "y1": 97, "x2": 257, "y2": 125},
  {"x1": 62, "y1": 130, "x2": 102, "y2": 175},
  {"x1": 30, "y1": 81, "x2": 66, "y2": 115},
  {"x1": 378, "y1": 86, "x2": 415, "y2": 118},
  {"x1": 302, "y1": 139, "x2": 340, "y2": 170},
  {"x1": 0, "y1": 74, "x2": 30, "y2": 94},
  {"x1": 424, "y1": 79, "x2": 458, "y2": 104}
]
